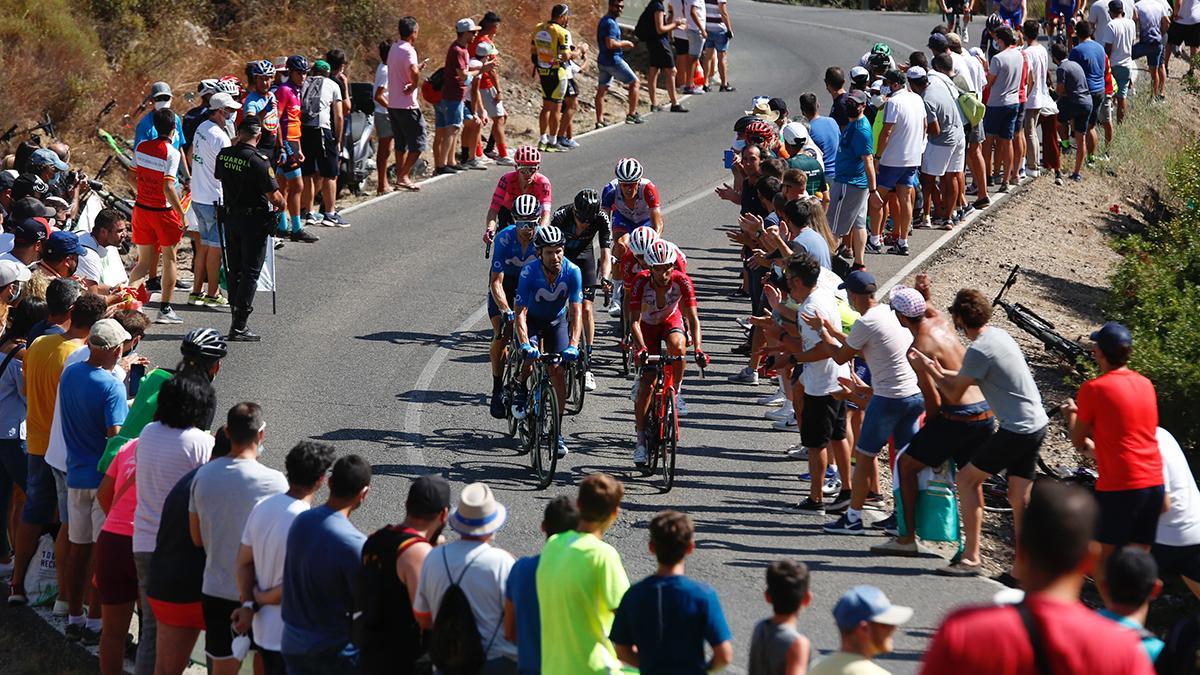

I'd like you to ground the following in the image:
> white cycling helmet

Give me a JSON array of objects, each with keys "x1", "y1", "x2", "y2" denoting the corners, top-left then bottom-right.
[
  {"x1": 614, "y1": 157, "x2": 643, "y2": 183},
  {"x1": 512, "y1": 194, "x2": 542, "y2": 221},
  {"x1": 533, "y1": 225, "x2": 565, "y2": 248},
  {"x1": 628, "y1": 226, "x2": 659, "y2": 256},
  {"x1": 645, "y1": 239, "x2": 678, "y2": 267}
]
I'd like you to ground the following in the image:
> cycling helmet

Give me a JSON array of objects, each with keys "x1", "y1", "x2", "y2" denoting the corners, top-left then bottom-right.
[
  {"x1": 215, "y1": 77, "x2": 241, "y2": 96},
  {"x1": 867, "y1": 52, "x2": 891, "y2": 70},
  {"x1": 986, "y1": 13, "x2": 1004, "y2": 30},
  {"x1": 512, "y1": 194, "x2": 542, "y2": 221},
  {"x1": 870, "y1": 42, "x2": 892, "y2": 57},
  {"x1": 614, "y1": 157, "x2": 643, "y2": 183},
  {"x1": 645, "y1": 239, "x2": 678, "y2": 267},
  {"x1": 181, "y1": 327, "x2": 228, "y2": 361},
  {"x1": 573, "y1": 189, "x2": 601, "y2": 220},
  {"x1": 745, "y1": 120, "x2": 776, "y2": 144},
  {"x1": 198, "y1": 79, "x2": 219, "y2": 96},
  {"x1": 533, "y1": 225, "x2": 565, "y2": 249},
  {"x1": 734, "y1": 115, "x2": 758, "y2": 133},
  {"x1": 249, "y1": 59, "x2": 276, "y2": 79},
  {"x1": 514, "y1": 146, "x2": 541, "y2": 167},
  {"x1": 628, "y1": 226, "x2": 659, "y2": 256},
  {"x1": 286, "y1": 55, "x2": 309, "y2": 73}
]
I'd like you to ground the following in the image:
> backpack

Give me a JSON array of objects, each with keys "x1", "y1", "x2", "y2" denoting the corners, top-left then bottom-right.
[
  {"x1": 635, "y1": 2, "x2": 660, "y2": 43},
  {"x1": 426, "y1": 67, "x2": 446, "y2": 93},
  {"x1": 353, "y1": 527, "x2": 427, "y2": 671},
  {"x1": 427, "y1": 549, "x2": 501, "y2": 675},
  {"x1": 300, "y1": 75, "x2": 326, "y2": 125}
]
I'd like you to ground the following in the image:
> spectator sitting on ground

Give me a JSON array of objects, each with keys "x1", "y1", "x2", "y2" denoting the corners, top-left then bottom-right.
[
  {"x1": 611, "y1": 510, "x2": 734, "y2": 673},
  {"x1": 748, "y1": 560, "x2": 812, "y2": 675},
  {"x1": 811, "y1": 585, "x2": 911, "y2": 675},
  {"x1": 1098, "y1": 547, "x2": 1165, "y2": 663}
]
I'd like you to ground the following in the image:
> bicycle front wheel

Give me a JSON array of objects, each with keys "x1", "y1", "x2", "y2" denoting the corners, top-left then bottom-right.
[
  {"x1": 660, "y1": 389, "x2": 678, "y2": 493},
  {"x1": 533, "y1": 381, "x2": 561, "y2": 489}
]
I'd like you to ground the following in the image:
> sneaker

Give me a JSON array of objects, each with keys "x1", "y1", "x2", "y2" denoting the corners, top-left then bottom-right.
[
  {"x1": 887, "y1": 243, "x2": 910, "y2": 256},
  {"x1": 53, "y1": 599, "x2": 69, "y2": 616},
  {"x1": 758, "y1": 389, "x2": 786, "y2": 406},
  {"x1": 787, "y1": 498, "x2": 825, "y2": 514},
  {"x1": 823, "y1": 513, "x2": 865, "y2": 535},
  {"x1": 291, "y1": 228, "x2": 320, "y2": 243},
  {"x1": 465, "y1": 158, "x2": 489, "y2": 170},
  {"x1": 607, "y1": 302, "x2": 622, "y2": 317},
  {"x1": 434, "y1": 166, "x2": 457, "y2": 176},
  {"x1": 1054, "y1": 173, "x2": 1064, "y2": 186},
  {"x1": 65, "y1": 623, "x2": 83, "y2": 642},
  {"x1": 675, "y1": 394, "x2": 688, "y2": 416},
  {"x1": 865, "y1": 491, "x2": 886, "y2": 506},
  {"x1": 837, "y1": 245, "x2": 853, "y2": 260},
  {"x1": 685, "y1": 86, "x2": 705, "y2": 95},
  {"x1": 728, "y1": 367, "x2": 759, "y2": 385},
  {"x1": 203, "y1": 295, "x2": 228, "y2": 309},
  {"x1": 303, "y1": 211, "x2": 320, "y2": 225},
  {"x1": 227, "y1": 327, "x2": 261, "y2": 342},
  {"x1": 869, "y1": 538, "x2": 936, "y2": 557},
  {"x1": 1027, "y1": 168, "x2": 1041, "y2": 178},
  {"x1": 511, "y1": 386, "x2": 528, "y2": 420},
  {"x1": 495, "y1": 155, "x2": 516, "y2": 166},
  {"x1": 625, "y1": 113, "x2": 645, "y2": 124},
  {"x1": 936, "y1": 560, "x2": 983, "y2": 577},
  {"x1": 875, "y1": 513, "x2": 898, "y2": 535},
  {"x1": 80, "y1": 626, "x2": 101, "y2": 646},
  {"x1": 997, "y1": 182, "x2": 1009, "y2": 193},
  {"x1": 542, "y1": 143, "x2": 563, "y2": 153},
  {"x1": 155, "y1": 307, "x2": 182, "y2": 324},
  {"x1": 595, "y1": 119, "x2": 610, "y2": 128},
  {"x1": 914, "y1": 215, "x2": 933, "y2": 229},
  {"x1": 489, "y1": 390, "x2": 505, "y2": 419},
  {"x1": 827, "y1": 490, "x2": 852, "y2": 513},
  {"x1": 670, "y1": 104, "x2": 689, "y2": 113},
  {"x1": 321, "y1": 212, "x2": 350, "y2": 227},
  {"x1": 556, "y1": 436, "x2": 569, "y2": 459},
  {"x1": 634, "y1": 443, "x2": 648, "y2": 466},
  {"x1": 764, "y1": 404, "x2": 795, "y2": 421},
  {"x1": 965, "y1": 183, "x2": 979, "y2": 196},
  {"x1": 823, "y1": 474, "x2": 842, "y2": 496},
  {"x1": 1070, "y1": 172, "x2": 1083, "y2": 182},
  {"x1": 558, "y1": 138, "x2": 579, "y2": 150},
  {"x1": 772, "y1": 417, "x2": 797, "y2": 430},
  {"x1": 865, "y1": 239, "x2": 884, "y2": 254},
  {"x1": 583, "y1": 371, "x2": 597, "y2": 392},
  {"x1": 719, "y1": 84, "x2": 736, "y2": 92},
  {"x1": 971, "y1": 197, "x2": 991, "y2": 210},
  {"x1": 6, "y1": 582, "x2": 26, "y2": 605},
  {"x1": 785, "y1": 444, "x2": 808, "y2": 460},
  {"x1": 650, "y1": 104, "x2": 665, "y2": 112},
  {"x1": 187, "y1": 292, "x2": 205, "y2": 306}
]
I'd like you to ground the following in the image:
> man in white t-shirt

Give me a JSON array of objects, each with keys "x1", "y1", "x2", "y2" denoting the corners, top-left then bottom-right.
[
  {"x1": 189, "y1": 92, "x2": 239, "y2": 308},
  {"x1": 231, "y1": 441, "x2": 334, "y2": 671},
  {"x1": 1089, "y1": 0, "x2": 1115, "y2": 35},
  {"x1": 1151, "y1": 427, "x2": 1200, "y2": 599},
  {"x1": 983, "y1": 26, "x2": 1024, "y2": 192},
  {"x1": 870, "y1": 69, "x2": 926, "y2": 257},
  {"x1": 1100, "y1": 0, "x2": 1138, "y2": 121},
  {"x1": 76, "y1": 208, "x2": 130, "y2": 293},
  {"x1": 1020, "y1": 21, "x2": 1050, "y2": 175},
  {"x1": 1133, "y1": 0, "x2": 1171, "y2": 98},
  {"x1": 373, "y1": 40, "x2": 394, "y2": 195},
  {"x1": 1166, "y1": 0, "x2": 1200, "y2": 78},
  {"x1": 670, "y1": 0, "x2": 707, "y2": 94}
]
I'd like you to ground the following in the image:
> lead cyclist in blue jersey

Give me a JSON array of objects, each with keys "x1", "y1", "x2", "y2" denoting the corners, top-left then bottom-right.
[
  {"x1": 489, "y1": 194, "x2": 541, "y2": 418},
  {"x1": 550, "y1": 188, "x2": 613, "y2": 392},
  {"x1": 512, "y1": 225, "x2": 583, "y2": 458}
]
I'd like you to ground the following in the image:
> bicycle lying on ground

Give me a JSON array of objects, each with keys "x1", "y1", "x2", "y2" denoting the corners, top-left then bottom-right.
[{"x1": 992, "y1": 265, "x2": 1094, "y2": 373}]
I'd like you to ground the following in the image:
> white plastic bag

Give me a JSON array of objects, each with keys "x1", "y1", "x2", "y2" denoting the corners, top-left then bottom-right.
[{"x1": 23, "y1": 533, "x2": 58, "y2": 606}]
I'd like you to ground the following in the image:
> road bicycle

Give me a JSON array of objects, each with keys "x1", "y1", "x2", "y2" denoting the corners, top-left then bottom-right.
[
  {"x1": 521, "y1": 352, "x2": 563, "y2": 490},
  {"x1": 944, "y1": 10, "x2": 969, "y2": 42},
  {"x1": 639, "y1": 353, "x2": 705, "y2": 492},
  {"x1": 618, "y1": 300, "x2": 636, "y2": 379},
  {"x1": 564, "y1": 282, "x2": 613, "y2": 415},
  {"x1": 992, "y1": 265, "x2": 1093, "y2": 373}
]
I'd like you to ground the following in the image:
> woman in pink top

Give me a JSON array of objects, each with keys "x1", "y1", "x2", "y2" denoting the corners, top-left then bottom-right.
[{"x1": 96, "y1": 439, "x2": 138, "y2": 675}]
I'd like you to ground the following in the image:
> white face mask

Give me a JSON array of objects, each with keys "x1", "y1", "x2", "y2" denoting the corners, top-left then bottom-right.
[
  {"x1": 153, "y1": 99, "x2": 171, "y2": 110},
  {"x1": 869, "y1": 94, "x2": 885, "y2": 108},
  {"x1": 732, "y1": 138, "x2": 747, "y2": 151},
  {"x1": 993, "y1": 40, "x2": 1003, "y2": 52}
]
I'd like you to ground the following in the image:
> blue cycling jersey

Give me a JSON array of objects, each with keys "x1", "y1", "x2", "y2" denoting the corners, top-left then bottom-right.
[
  {"x1": 516, "y1": 258, "x2": 583, "y2": 323},
  {"x1": 490, "y1": 225, "x2": 537, "y2": 278}
]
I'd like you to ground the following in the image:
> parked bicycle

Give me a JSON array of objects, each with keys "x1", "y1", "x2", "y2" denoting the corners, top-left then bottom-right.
[{"x1": 992, "y1": 265, "x2": 1093, "y2": 373}]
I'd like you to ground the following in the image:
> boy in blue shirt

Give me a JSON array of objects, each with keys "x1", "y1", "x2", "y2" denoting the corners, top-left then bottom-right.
[
  {"x1": 610, "y1": 510, "x2": 733, "y2": 674},
  {"x1": 1098, "y1": 547, "x2": 1165, "y2": 663}
]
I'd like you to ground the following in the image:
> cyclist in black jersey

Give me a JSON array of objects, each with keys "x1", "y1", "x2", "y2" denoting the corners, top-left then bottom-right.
[{"x1": 550, "y1": 189, "x2": 613, "y2": 391}]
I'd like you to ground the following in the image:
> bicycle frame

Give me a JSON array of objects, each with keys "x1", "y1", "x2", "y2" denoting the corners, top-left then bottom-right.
[{"x1": 991, "y1": 265, "x2": 1093, "y2": 370}]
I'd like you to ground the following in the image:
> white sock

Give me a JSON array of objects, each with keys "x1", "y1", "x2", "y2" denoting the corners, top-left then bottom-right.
[
  {"x1": 847, "y1": 508, "x2": 862, "y2": 523},
  {"x1": 869, "y1": 235, "x2": 882, "y2": 246},
  {"x1": 898, "y1": 238, "x2": 908, "y2": 247},
  {"x1": 86, "y1": 617, "x2": 102, "y2": 631},
  {"x1": 68, "y1": 613, "x2": 85, "y2": 626}
]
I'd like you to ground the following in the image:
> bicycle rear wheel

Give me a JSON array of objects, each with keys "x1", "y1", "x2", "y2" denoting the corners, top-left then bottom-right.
[
  {"x1": 659, "y1": 389, "x2": 678, "y2": 492},
  {"x1": 645, "y1": 403, "x2": 661, "y2": 475},
  {"x1": 565, "y1": 359, "x2": 586, "y2": 416},
  {"x1": 533, "y1": 381, "x2": 561, "y2": 489},
  {"x1": 502, "y1": 354, "x2": 522, "y2": 438}
]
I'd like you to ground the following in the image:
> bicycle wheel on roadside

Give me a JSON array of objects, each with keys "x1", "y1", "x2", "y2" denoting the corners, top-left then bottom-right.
[
  {"x1": 533, "y1": 381, "x2": 561, "y2": 489},
  {"x1": 659, "y1": 389, "x2": 678, "y2": 492}
]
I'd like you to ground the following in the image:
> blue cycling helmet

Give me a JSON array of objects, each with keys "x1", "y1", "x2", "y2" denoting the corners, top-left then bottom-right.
[
  {"x1": 249, "y1": 59, "x2": 276, "y2": 78},
  {"x1": 286, "y1": 55, "x2": 309, "y2": 73}
]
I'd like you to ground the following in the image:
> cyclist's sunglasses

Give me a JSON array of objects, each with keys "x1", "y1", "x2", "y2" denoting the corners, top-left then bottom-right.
[
  {"x1": 517, "y1": 166, "x2": 538, "y2": 174},
  {"x1": 650, "y1": 263, "x2": 673, "y2": 272},
  {"x1": 515, "y1": 220, "x2": 537, "y2": 229}
]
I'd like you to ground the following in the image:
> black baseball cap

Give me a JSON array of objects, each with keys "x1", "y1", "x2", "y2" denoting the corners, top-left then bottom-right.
[
  {"x1": 11, "y1": 196, "x2": 55, "y2": 222},
  {"x1": 839, "y1": 270, "x2": 878, "y2": 294},
  {"x1": 768, "y1": 97, "x2": 789, "y2": 114},
  {"x1": 11, "y1": 173, "x2": 48, "y2": 201},
  {"x1": 0, "y1": 172, "x2": 15, "y2": 193},
  {"x1": 237, "y1": 114, "x2": 263, "y2": 135},
  {"x1": 928, "y1": 33, "x2": 949, "y2": 51},
  {"x1": 482, "y1": 10, "x2": 501, "y2": 25},
  {"x1": 1090, "y1": 321, "x2": 1132, "y2": 352},
  {"x1": 406, "y1": 474, "x2": 451, "y2": 517},
  {"x1": 846, "y1": 89, "x2": 870, "y2": 106},
  {"x1": 11, "y1": 217, "x2": 51, "y2": 245}
]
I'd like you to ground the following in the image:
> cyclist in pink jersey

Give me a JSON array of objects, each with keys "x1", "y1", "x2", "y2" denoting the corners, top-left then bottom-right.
[
  {"x1": 483, "y1": 146, "x2": 552, "y2": 242},
  {"x1": 273, "y1": 56, "x2": 313, "y2": 240}
]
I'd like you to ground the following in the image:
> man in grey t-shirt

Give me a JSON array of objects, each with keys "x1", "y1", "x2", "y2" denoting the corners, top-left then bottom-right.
[
  {"x1": 189, "y1": 403, "x2": 287, "y2": 673},
  {"x1": 983, "y1": 26, "x2": 1025, "y2": 192},
  {"x1": 909, "y1": 289, "x2": 1047, "y2": 580},
  {"x1": 910, "y1": 61, "x2": 964, "y2": 228}
]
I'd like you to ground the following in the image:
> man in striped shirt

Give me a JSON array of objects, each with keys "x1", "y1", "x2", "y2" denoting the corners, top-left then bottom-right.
[{"x1": 702, "y1": 0, "x2": 735, "y2": 92}]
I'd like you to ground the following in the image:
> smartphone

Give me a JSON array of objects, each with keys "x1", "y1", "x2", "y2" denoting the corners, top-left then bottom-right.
[
  {"x1": 128, "y1": 362, "x2": 146, "y2": 399},
  {"x1": 723, "y1": 149, "x2": 735, "y2": 169}
]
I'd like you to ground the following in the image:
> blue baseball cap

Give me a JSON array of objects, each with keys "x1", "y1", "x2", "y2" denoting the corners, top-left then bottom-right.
[
  {"x1": 832, "y1": 585, "x2": 913, "y2": 631},
  {"x1": 838, "y1": 270, "x2": 878, "y2": 294},
  {"x1": 1090, "y1": 321, "x2": 1132, "y2": 352},
  {"x1": 44, "y1": 230, "x2": 80, "y2": 259},
  {"x1": 29, "y1": 148, "x2": 69, "y2": 173}
]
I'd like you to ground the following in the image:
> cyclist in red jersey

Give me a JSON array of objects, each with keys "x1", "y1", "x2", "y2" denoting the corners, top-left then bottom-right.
[
  {"x1": 483, "y1": 146, "x2": 552, "y2": 242},
  {"x1": 274, "y1": 56, "x2": 311, "y2": 240},
  {"x1": 629, "y1": 240, "x2": 707, "y2": 470},
  {"x1": 614, "y1": 227, "x2": 687, "y2": 318}
]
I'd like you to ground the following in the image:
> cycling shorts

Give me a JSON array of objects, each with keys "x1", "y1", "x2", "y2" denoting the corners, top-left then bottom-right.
[
  {"x1": 487, "y1": 276, "x2": 519, "y2": 320},
  {"x1": 539, "y1": 68, "x2": 568, "y2": 103},
  {"x1": 640, "y1": 312, "x2": 686, "y2": 355},
  {"x1": 528, "y1": 313, "x2": 570, "y2": 354},
  {"x1": 566, "y1": 248, "x2": 599, "y2": 299},
  {"x1": 612, "y1": 212, "x2": 652, "y2": 238}
]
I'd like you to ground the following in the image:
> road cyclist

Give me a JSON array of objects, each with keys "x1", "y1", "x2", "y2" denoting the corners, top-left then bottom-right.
[
  {"x1": 549, "y1": 189, "x2": 613, "y2": 392},
  {"x1": 487, "y1": 194, "x2": 541, "y2": 419},
  {"x1": 483, "y1": 146, "x2": 552, "y2": 245}
]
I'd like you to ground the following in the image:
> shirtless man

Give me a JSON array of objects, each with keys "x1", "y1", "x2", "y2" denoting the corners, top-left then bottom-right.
[{"x1": 870, "y1": 277, "x2": 993, "y2": 558}]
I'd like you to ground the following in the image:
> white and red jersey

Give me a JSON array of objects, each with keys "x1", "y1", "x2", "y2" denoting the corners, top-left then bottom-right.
[
  {"x1": 620, "y1": 246, "x2": 688, "y2": 296},
  {"x1": 601, "y1": 178, "x2": 660, "y2": 224},
  {"x1": 629, "y1": 268, "x2": 697, "y2": 326},
  {"x1": 133, "y1": 138, "x2": 180, "y2": 210}
]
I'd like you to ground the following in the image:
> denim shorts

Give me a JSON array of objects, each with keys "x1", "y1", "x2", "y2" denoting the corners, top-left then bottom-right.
[
  {"x1": 598, "y1": 60, "x2": 637, "y2": 88},
  {"x1": 22, "y1": 454, "x2": 57, "y2": 525},
  {"x1": 435, "y1": 98, "x2": 465, "y2": 128},
  {"x1": 983, "y1": 104, "x2": 1020, "y2": 140},
  {"x1": 192, "y1": 202, "x2": 222, "y2": 247},
  {"x1": 855, "y1": 392, "x2": 923, "y2": 457},
  {"x1": 704, "y1": 32, "x2": 730, "y2": 52},
  {"x1": 1133, "y1": 40, "x2": 1164, "y2": 67},
  {"x1": 876, "y1": 164, "x2": 918, "y2": 191}
]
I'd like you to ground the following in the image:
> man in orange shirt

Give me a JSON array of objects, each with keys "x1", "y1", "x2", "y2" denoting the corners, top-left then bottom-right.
[{"x1": 1062, "y1": 321, "x2": 1163, "y2": 600}]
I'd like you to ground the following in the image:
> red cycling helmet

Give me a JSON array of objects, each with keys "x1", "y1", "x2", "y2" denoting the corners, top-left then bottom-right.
[
  {"x1": 513, "y1": 146, "x2": 542, "y2": 167},
  {"x1": 745, "y1": 120, "x2": 776, "y2": 145}
]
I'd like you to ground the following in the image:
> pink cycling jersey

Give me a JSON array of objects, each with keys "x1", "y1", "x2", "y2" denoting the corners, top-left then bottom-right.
[
  {"x1": 629, "y1": 268, "x2": 697, "y2": 326},
  {"x1": 490, "y1": 171, "x2": 553, "y2": 213},
  {"x1": 601, "y1": 178, "x2": 660, "y2": 223}
]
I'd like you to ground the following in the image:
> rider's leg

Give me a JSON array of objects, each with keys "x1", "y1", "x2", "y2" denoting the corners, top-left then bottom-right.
[
  {"x1": 582, "y1": 299, "x2": 595, "y2": 353},
  {"x1": 665, "y1": 331, "x2": 687, "y2": 393}
]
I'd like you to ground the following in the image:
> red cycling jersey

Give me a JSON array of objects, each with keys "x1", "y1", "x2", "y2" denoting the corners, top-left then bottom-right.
[
  {"x1": 489, "y1": 170, "x2": 552, "y2": 214},
  {"x1": 629, "y1": 268, "x2": 697, "y2": 327},
  {"x1": 620, "y1": 247, "x2": 688, "y2": 296}
]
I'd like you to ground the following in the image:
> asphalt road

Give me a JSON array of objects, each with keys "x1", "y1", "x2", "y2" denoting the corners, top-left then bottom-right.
[{"x1": 139, "y1": 2, "x2": 1001, "y2": 671}]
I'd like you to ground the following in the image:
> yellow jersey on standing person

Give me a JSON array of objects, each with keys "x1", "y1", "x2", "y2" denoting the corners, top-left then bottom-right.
[{"x1": 532, "y1": 20, "x2": 571, "y2": 74}]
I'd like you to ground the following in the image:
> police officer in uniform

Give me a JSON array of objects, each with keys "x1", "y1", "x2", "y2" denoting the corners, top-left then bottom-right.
[{"x1": 214, "y1": 115, "x2": 284, "y2": 342}]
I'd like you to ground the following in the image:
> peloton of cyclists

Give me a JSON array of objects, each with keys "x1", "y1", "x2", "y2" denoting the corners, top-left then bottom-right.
[
  {"x1": 512, "y1": 225, "x2": 584, "y2": 459},
  {"x1": 629, "y1": 239, "x2": 708, "y2": 471},
  {"x1": 488, "y1": 194, "x2": 542, "y2": 418},
  {"x1": 549, "y1": 189, "x2": 613, "y2": 392},
  {"x1": 483, "y1": 146, "x2": 552, "y2": 244}
]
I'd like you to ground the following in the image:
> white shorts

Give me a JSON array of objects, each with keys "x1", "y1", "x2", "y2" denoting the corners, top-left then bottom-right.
[
  {"x1": 481, "y1": 87, "x2": 506, "y2": 119},
  {"x1": 68, "y1": 488, "x2": 106, "y2": 544},
  {"x1": 948, "y1": 139, "x2": 966, "y2": 174},
  {"x1": 921, "y1": 142, "x2": 956, "y2": 177}
]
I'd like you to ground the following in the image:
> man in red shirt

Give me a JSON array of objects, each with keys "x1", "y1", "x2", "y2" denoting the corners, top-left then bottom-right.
[
  {"x1": 921, "y1": 481, "x2": 1155, "y2": 675},
  {"x1": 1062, "y1": 321, "x2": 1163, "y2": 596},
  {"x1": 432, "y1": 18, "x2": 480, "y2": 175}
]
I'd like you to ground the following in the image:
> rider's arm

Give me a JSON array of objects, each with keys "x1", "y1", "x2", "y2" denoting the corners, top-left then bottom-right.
[
  {"x1": 684, "y1": 304, "x2": 703, "y2": 354},
  {"x1": 490, "y1": 271, "x2": 510, "y2": 313},
  {"x1": 514, "y1": 305, "x2": 530, "y2": 345},
  {"x1": 649, "y1": 207, "x2": 665, "y2": 235},
  {"x1": 486, "y1": 174, "x2": 510, "y2": 236},
  {"x1": 568, "y1": 301, "x2": 583, "y2": 348}
]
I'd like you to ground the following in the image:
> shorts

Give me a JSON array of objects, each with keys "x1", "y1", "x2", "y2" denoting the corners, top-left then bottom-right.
[
  {"x1": 598, "y1": 60, "x2": 638, "y2": 88},
  {"x1": 673, "y1": 30, "x2": 703, "y2": 58},
  {"x1": 905, "y1": 403, "x2": 995, "y2": 469},
  {"x1": 640, "y1": 312, "x2": 687, "y2": 355},
  {"x1": 612, "y1": 213, "x2": 652, "y2": 239},
  {"x1": 373, "y1": 110, "x2": 392, "y2": 139},
  {"x1": 388, "y1": 108, "x2": 427, "y2": 153},
  {"x1": 300, "y1": 126, "x2": 339, "y2": 179},
  {"x1": 132, "y1": 205, "x2": 184, "y2": 247},
  {"x1": 149, "y1": 597, "x2": 206, "y2": 630},
  {"x1": 947, "y1": 138, "x2": 966, "y2": 173},
  {"x1": 856, "y1": 393, "x2": 923, "y2": 457},
  {"x1": 1087, "y1": 92, "x2": 1104, "y2": 129},
  {"x1": 1098, "y1": 94, "x2": 1114, "y2": 124},
  {"x1": 283, "y1": 644, "x2": 360, "y2": 675},
  {"x1": 1058, "y1": 100, "x2": 1092, "y2": 136},
  {"x1": 480, "y1": 87, "x2": 507, "y2": 118},
  {"x1": 527, "y1": 314, "x2": 570, "y2": 354},
  {"x1": 1133, "y1": 40, "x2": 1164, "y2": 67},
  {"x1": 278, "y1": 140, "x2": 302, "y2": 179},
  {"x1": 487, "y1": 277, "x2": 518, "y2": 320},
  {"x1": 21, "y1": 454, "x2": 57, "y2": 525},
  {"x1": 647, "y1": 40, "x2": 676, "y2": 70},
  {"x1": 567, "y1": 248, "x2": 599, "y2": 298},
  {"x1": 876, "y1": 165, "x2": 919, "y2": 191},
  {"x1": 921, "y1": 142, "x2": 960, "y2": 177},
  {"x1": 185, "y1": 207, "x2": 200, "y2": 234},
  {"x1": 539, "y1": 68, "x2": 568, "y2": 103},
  {"x1": 67, "y1": 487, "x2": 105, "y2": 545},
  {"x1": 967, "y1": 424, "x2": 1047, "y2": 480},
  {"x1": 1152, "y1": 542, "x2": 1200, "y2": 582},
  {"x1": 965, "y1": 122, "x2": 984, "y2": 145},
  {"x1": 1168, "y1": 21, "x2": 1200, "y2": 48},
  {"x1": 1095, "y1": 484, "x2": 1166, "y2": 547},
  {"x1": 434, "y1": 97, "x2": 464, "y2": 129},
  {"x1": 561, "y1": 78, "x2": 579, "y2": 102},
  {"x1": 95, "y1": 530, "x2": 138, "y2": 605},
  {"x1": 1047, "y1": 3, "x2": 1075, "y2": 19},
  {"x1": 983, "y1": 104, "x2": 1020, "y2": 140},
  {"x1": 704, "y1": 31, "x2": 730, "y2": 52},
  {"x1": 202, "y1": 594, "x2": 245, "y2": 659},
  {"x1": 1110, "y1": 65, "x2": 1132, "y2": 100},
  {"x1": 801, "y1": 394, "x2": 848, "y2": 449},
  {"x1": 192, "y1": 202, "x2": 221, "y2": 247},
  {"x1": 827, "y1": 182, "x2": 868, "y2": 236},
  {"x1": 998, "y1": 8, "x2": 1023, "y2": 27}
]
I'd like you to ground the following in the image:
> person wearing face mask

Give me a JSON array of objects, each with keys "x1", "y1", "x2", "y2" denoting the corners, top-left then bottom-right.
[
  {"x1": 134, "y1": 82, "x2": 190, "y2": 184},
  {"x1": 189, "y1": 92, "x2": 242, "y2": 311}
]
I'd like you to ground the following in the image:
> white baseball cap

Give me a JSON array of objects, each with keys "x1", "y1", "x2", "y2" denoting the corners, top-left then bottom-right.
[
  {"x1": 209, "y1": 92, "x2": 242, "y2": 111},
  {"x1": 780, "y1": 122, "x2": 809, "y2": 147}
]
